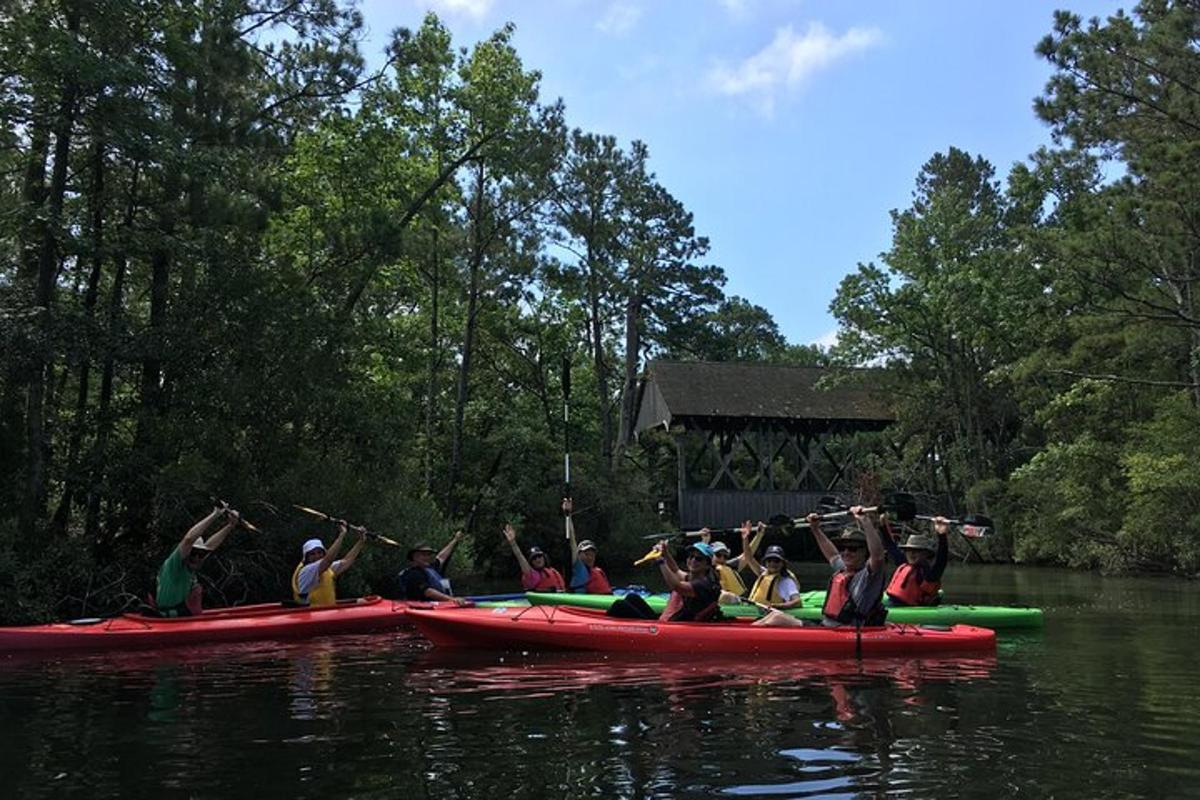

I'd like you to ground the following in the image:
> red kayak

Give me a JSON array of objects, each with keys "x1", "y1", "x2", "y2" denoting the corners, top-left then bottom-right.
[
  {"x1": 0, "y1": 596, "x2": 441, "y2": 654},
  {"x1": 406, "y1": 605, "x2": 996, "y2": 657}
]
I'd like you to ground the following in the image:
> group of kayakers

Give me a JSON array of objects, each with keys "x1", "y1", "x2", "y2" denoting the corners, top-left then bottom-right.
[
  {"x1": 154, "y1": 504, "x2": 472, "y2": 616},
  {"x1": 155, "y1": 496, "x2": 948, "y2": 624},
  {"x1": 500, "y1": 499, "x2": 952, "y2": 629}
]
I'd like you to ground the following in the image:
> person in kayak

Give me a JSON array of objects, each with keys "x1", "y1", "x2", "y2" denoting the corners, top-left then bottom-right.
[
  {"x1": 565, "y1": 497, "x2": 613, "y2": 594},
  {"x1": 398, "y1": 532, "x2": 468, "y2": 605},
  {"x1": 291, "y1": 520, "x2": 367, "y2": 607},
  {"x1": 154, "y1": 505, "x2": 241, "y2": 616},
  {"x1": 737, "y1": 521, "x2": 803, "y2": 610},
  {"x1": 502, "y1": 523, "x2": 566, "y2": 592},
  {"x1": 756, "y1": 507, "x2": 887, "y2": 628},
  {"x1": 606, "y1": 541, "x2": 722, "y2": 621},
  {"x1": 708, "y1": 541, "x2": 747, "y2": 596},
  {"x1": 883, "y1": 518, "x2": 949, "y2": 607},
  {"x1": 700, "y1": 522, "x2": 765, "y2": 597}
]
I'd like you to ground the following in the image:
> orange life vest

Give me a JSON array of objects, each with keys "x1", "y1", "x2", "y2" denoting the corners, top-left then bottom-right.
[
  {"x1": 885, "y1": 563, "x2": 941, "y2": 606},
  {"x1": 821, "y1": 570, "x2": 886, "y2": 626},
  {"x1": 529, "y1": 567, "x2": 566, "y2": 592},
  {"x1": 584, "y1": 565, "x2": 613, "y2": 595}
]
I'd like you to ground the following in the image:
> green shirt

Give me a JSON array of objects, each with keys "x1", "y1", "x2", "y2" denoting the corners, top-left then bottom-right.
[{"x1": 155, "y1": 546, "x2": 196, "y2": 609}]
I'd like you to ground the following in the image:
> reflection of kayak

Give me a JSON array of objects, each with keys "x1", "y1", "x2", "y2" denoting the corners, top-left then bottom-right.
[
  {"x1": 406, "y1": 605, "x2": 996, "y2": 657},
  {"x1": 0, "y1": 596, "x2": 424, "y2": 654},
  {"x1": 407, "y1": 648, "x2": 997, "y2": 695},
  {"x1": 525, "y1": 591, "x2": 1043, "y2": 629}
]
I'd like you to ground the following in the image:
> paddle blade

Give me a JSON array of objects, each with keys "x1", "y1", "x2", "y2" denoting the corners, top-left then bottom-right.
[
  {"x1": 368, "y1": 531, "x2": 402, "y2": 547},
  {"x1": 633, "y1": 549, "x2": 663, "y2": 566},
  {"x1": 293, "y1": 504, "x2": 330, "y2": 520},
  {"x1": 239, "y1": 518, "x2": 264, "y2": 534},
  {"x1": 883, "y1": 492, "x2": 918, "y2": 522},
  {"x1": 959, "y1": 514, "x2": 995, "y2": 538}
]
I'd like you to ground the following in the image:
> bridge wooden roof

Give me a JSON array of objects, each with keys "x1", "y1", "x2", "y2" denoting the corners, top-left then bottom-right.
[{"x1": 635, "y1": 360, "x2": 894, "y2": 432}]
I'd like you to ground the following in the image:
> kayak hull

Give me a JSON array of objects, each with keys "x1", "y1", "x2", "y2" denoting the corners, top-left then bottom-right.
[
  {"x1": 0, "y1": 596, "x2": 427, "y2": 654},
  {"x1": 525, "y1": 591, "x2": 1043, "y2": 629},
  {"x1": 406, "y1": 606, "x2": 996, "y2": 657}
]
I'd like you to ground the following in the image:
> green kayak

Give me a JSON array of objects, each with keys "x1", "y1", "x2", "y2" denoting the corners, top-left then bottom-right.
[{"x1": 524, "y1": 591, "x2": 1043, "y2": 629}]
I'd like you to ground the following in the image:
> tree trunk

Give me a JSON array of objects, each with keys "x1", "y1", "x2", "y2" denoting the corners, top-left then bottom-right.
[
  {"x1": 586, "y1": 241, "x2": 614, "y2": 467},
  {"x1": 87, "y1": 164, "x2": 138, "y2": 542},
  {"x1": 21, "y1": 13, "x2": 81, "y2": 537},
  {"x1": 448, "y1": 163, "x2": 486, "y2": 516},
  {"x1": 616, "y1": 293, "x2": 642, "y2": 454},
  {"x1": 425, "y1": 227, "x2": 441, "y2": 496},
  {"x1": 52, "y1": 136, "x2": 106, "y2": 533}
]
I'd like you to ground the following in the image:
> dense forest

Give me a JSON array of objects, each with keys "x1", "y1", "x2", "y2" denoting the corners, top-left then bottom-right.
[{"x1": 1, "y1": 1, "x2": 1197, "y2": 622}]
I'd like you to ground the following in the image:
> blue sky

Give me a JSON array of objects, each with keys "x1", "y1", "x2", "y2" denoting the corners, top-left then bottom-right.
[{"x1": 358, "y1": 0, "x2": 1126, "y2": 346}]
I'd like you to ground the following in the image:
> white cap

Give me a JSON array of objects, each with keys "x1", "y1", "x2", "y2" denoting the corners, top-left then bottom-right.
[
  {"x1": 191, "y1": 537, "x2": 213, "y2": 552},
  {"x1": 302, "y1": 538, "x2": 326, "y2": 557}
]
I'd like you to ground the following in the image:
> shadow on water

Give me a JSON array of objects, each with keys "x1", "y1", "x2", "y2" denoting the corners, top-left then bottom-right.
[{"x1": 0, "y1": 566, "x2": 1198, "y2": 798}]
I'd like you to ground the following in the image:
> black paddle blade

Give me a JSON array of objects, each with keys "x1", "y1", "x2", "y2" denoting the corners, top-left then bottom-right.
[{"x1": 882, "y1": 492, "x2": 918, "y2": 522}]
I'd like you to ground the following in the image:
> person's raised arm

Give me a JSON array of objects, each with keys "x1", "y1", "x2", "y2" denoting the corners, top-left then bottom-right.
[
  {"x1": 880, "y1": 514, "x2": 905, "y2": 567},
  {"x1": 738, "y1": 521, "x2": 763, "y2": 575},
  {"x1": 504, "y1": 524, "x2": 533, "y2": 576},
  {"x1": 178, "y1": 507, "x2": 223, "y2": 558},
  {"x1": 854, "y1": 507, "x2": 885, "y2": 573},
  {"x1": 808, "y1": 513, "x2": 839, "y2": 564},
  {"x1": 564, "y1": 497, "x2": 579, "y2": 564},
  {"x1": 316, "y1": 521, "x2": 349, "y2": 575},
  {"x1": 659, "y1": 540, "x2": 687, "y2": 582},
  {"x1": 731, "y1": 521, "x2": 767, "y2": 572},
  {"x1": 201, "y1": 508, "x2": 240, "y2": 553},
  {"x1": 437, "y1": 530, "x2": 464, "y2": 565},
  {"x1": 656, "y1": 541, "x2": 693, "y2": 595},
  {"x1": 929, "y1": 516, "x2": 950, "y2": 581},
  {"x1": 332, "y1": 526, "x2": 366, "y2": 576}
]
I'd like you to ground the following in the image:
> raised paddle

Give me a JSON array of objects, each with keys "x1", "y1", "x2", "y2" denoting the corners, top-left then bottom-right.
[
  {"x1": 638, "y1": 514, "x2": 799, "y2": 541},
  {"x1": 292, "y1": 504, "x2": 402, "y2": 547},
  {"x1": 213, "y1": 499, "x2": 264, "y2": 534}
]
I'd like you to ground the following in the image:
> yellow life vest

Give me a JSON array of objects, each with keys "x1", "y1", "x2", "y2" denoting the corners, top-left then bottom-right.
[
  {"x1": 716, "y1": 563, "x2": 746, "y2": 596},
  {"x1": 749, "y1": 569, "x2": 800, "y2": 605},
  {"x1": 292, "y1": 562, "x2": 337, "y2": 607}
]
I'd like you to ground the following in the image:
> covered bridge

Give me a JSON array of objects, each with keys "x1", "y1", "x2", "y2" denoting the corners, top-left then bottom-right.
[{"x1": 635, "y1": 360, "x2": 894, "y2": 530}]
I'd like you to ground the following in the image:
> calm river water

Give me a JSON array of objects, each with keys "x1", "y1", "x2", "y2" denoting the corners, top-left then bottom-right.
[{"x1": 2, "y1": 564, "x2": 1198, "y2": 799}]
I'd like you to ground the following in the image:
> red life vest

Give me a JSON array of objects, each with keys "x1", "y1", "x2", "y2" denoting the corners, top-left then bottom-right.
[
  {"x1": 886, "y1": 563, "x2": 941, "y2": 606},
  {"x1": 530, "y1": 567, "x2": 566, "y2": 592},
  {"x1": 584, "y1": 565, "x2": 613, "y2": 595},
  {"x1": 821, "y1": 570, "x2": 886, "y2": 626}
]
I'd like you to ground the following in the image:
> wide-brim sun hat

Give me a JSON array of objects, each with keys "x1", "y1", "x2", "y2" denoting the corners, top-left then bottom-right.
[
  {"x1": 899, "y1": 533, "x2": 937, "y2": 552},
  {"x1": 301, "y1": 538, "x2": 326, "y2": 557},
  {"x1": 833, "y1": 529, "x2": 868, "y2": 548},
  {"x1": 407, "y1": 542, "x2": 437, "y2": 560}
]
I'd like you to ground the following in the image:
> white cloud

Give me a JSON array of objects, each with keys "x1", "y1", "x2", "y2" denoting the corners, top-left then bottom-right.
[
  {"x1": 422, "y1": 0, "x2": 494, "y2": 20},
  {"x1": 596, "y1": 2, "x2": 642, "y2": 35},
  {"x1": 811, "y1": 328, "x2": 840, "y2": 349},
  {"x1": 707, "y1": 22, "x2": 882, "y2": 114}
]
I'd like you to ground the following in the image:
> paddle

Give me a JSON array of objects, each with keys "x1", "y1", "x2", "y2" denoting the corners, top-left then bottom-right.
[
  {"x1": 211, "y1": 498, "x2": 264, "y2": 534},
  {"x1": 562, "y1": 354, "x2": 572, "y2": 541},
  {"x1": 292, "y1": 504, "x2": 403, "y2": 547},
  {"x1": 638, "y1": 514, "x2": 798, "y2": 541}
]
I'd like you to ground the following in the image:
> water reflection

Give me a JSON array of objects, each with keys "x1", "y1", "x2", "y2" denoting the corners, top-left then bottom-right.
[{"x1": 2, "y1": 566, "x2": 1200, "y2": 798}]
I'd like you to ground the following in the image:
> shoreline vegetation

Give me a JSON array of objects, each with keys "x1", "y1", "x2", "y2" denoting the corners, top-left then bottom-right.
[{"x1": 3, "y1": 2, "x2": 1199, "y2": 624}]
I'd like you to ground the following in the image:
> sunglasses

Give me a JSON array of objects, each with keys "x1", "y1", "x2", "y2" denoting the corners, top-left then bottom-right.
[
  {"x1": 839, "y1": 545, "x2": 865, "y2": 553},
  {"x1": 530, "y1": 554, "x2": 546, "y2": 560},
  {"x1": 764, "y1": 557, "x2": 783, "y2": 564}
]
